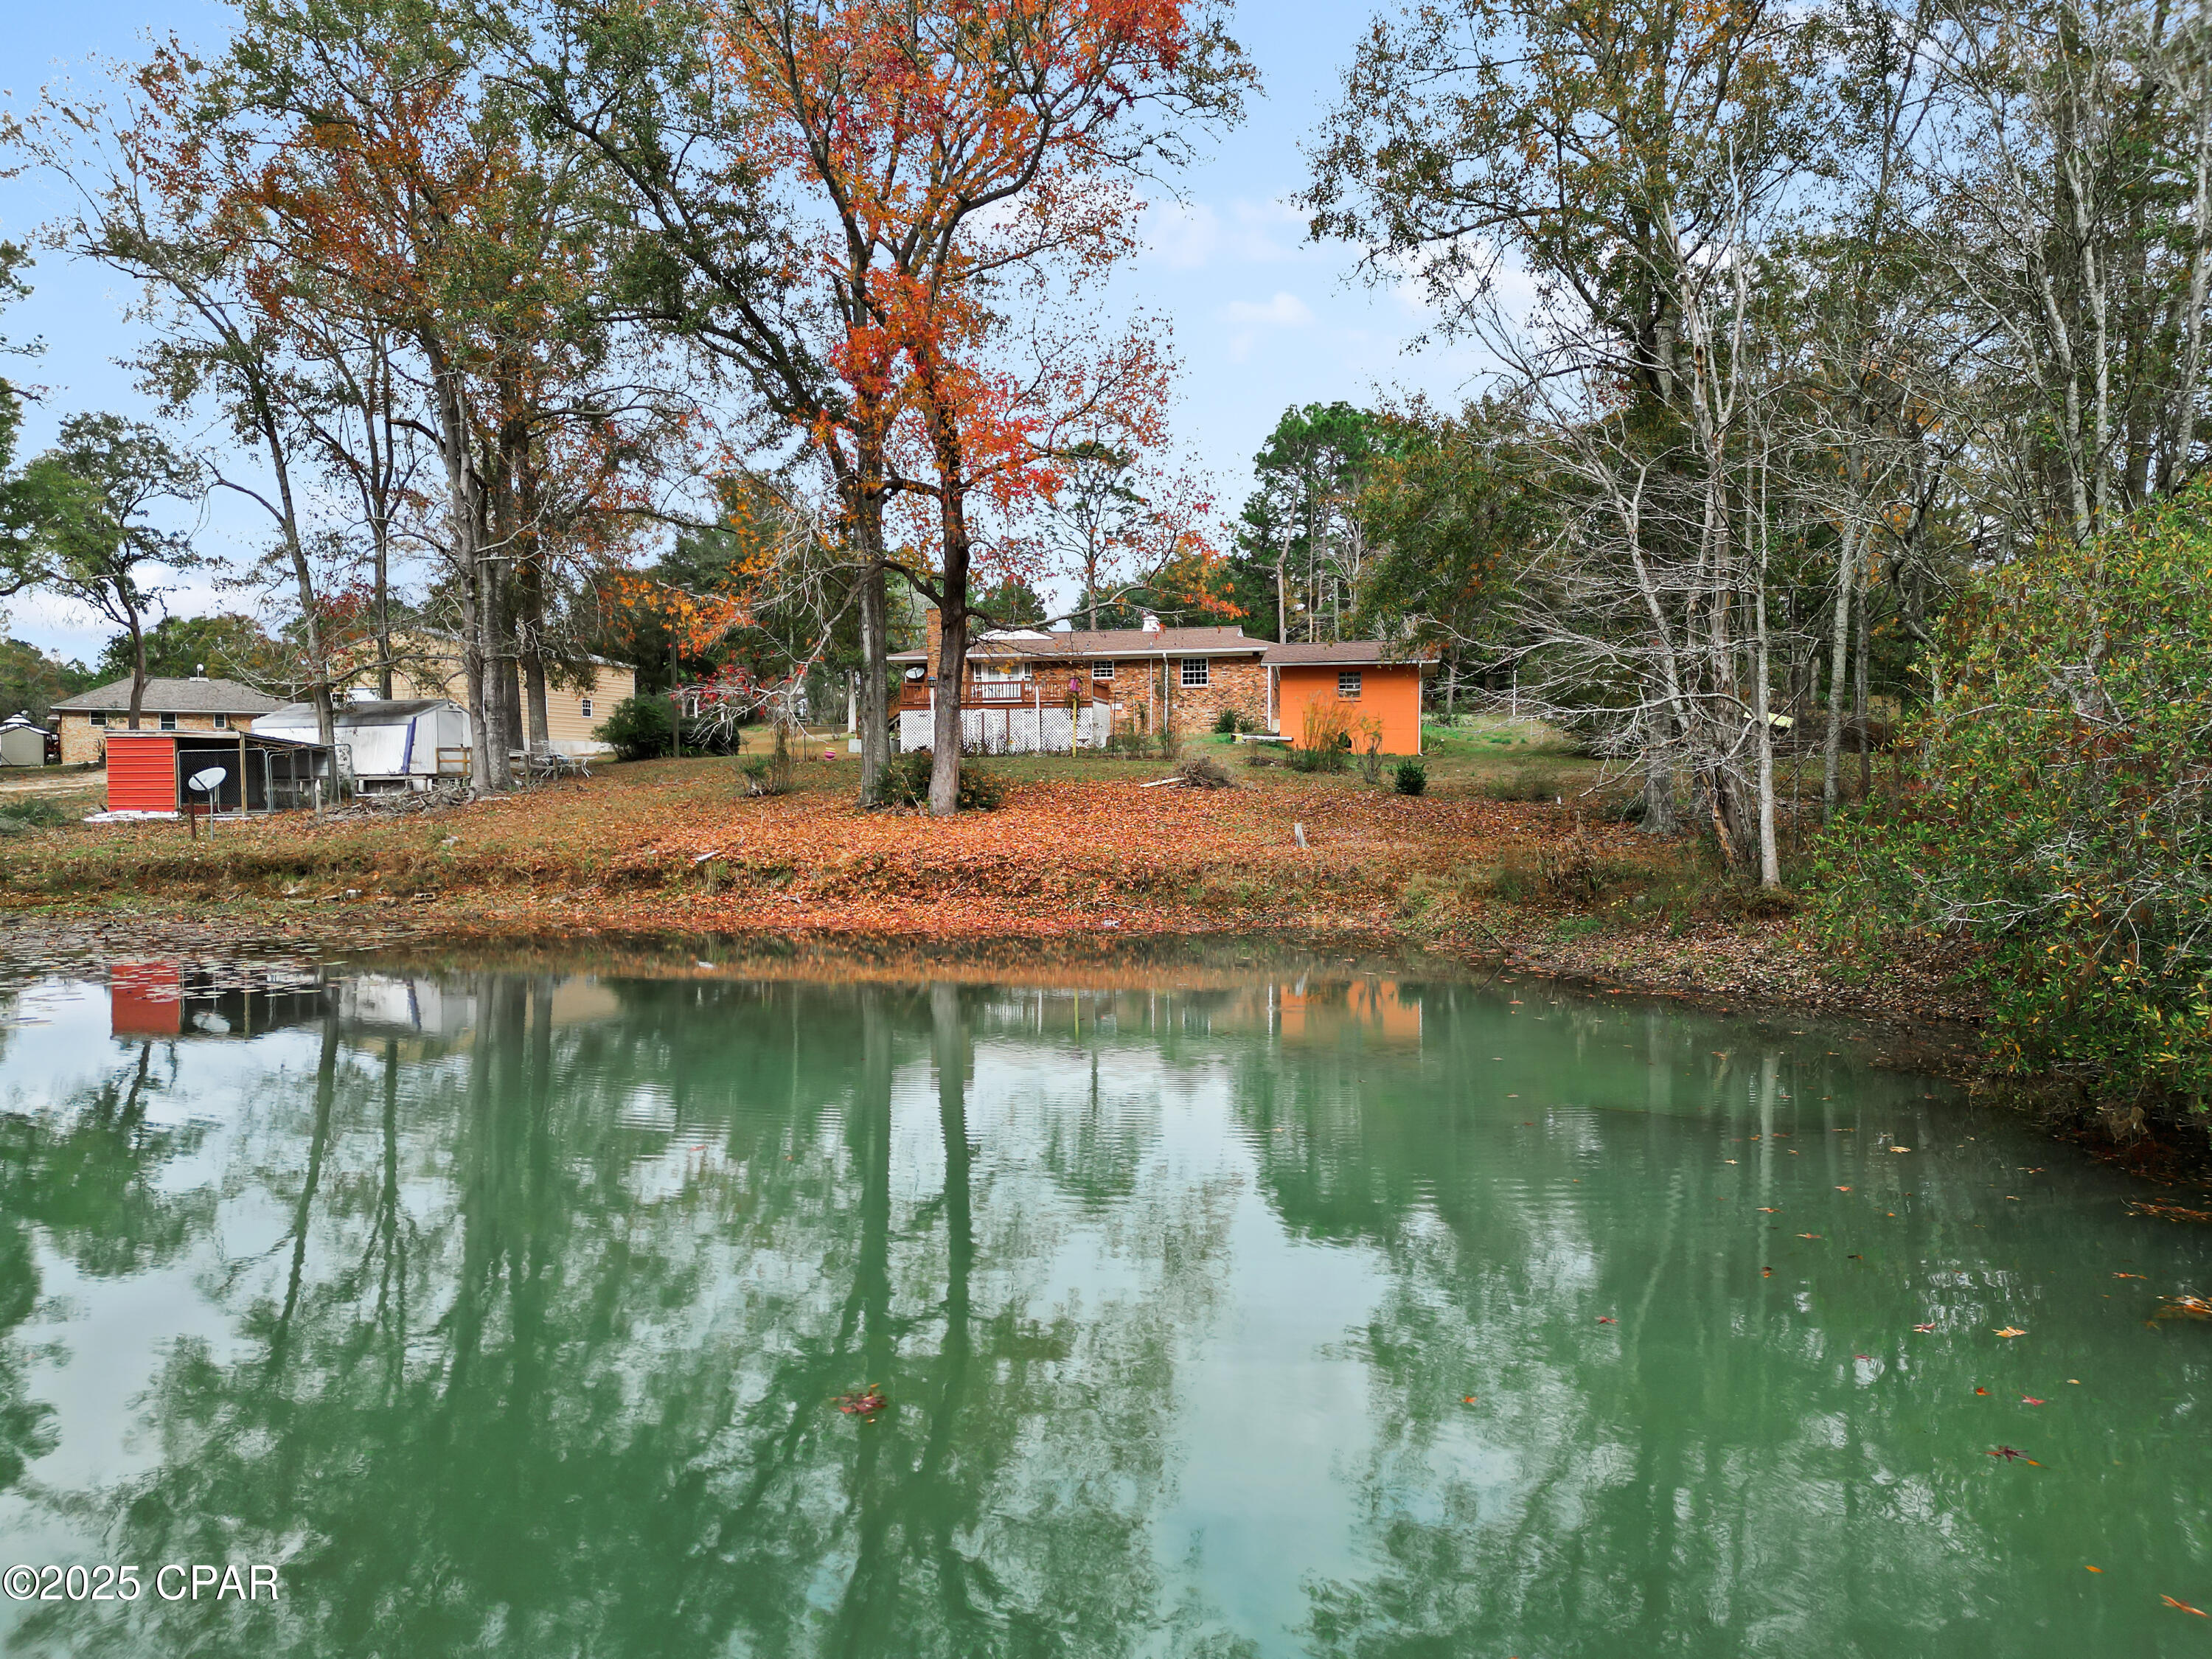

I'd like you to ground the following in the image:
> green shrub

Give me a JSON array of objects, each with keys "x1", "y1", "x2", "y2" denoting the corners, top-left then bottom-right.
[
  {"x1": 881, "y1": 750, "x2": 1006, "y2": 810},
  {"x1": 1394, "y1": 760, "x2": 1427, "y2": 796},
  {"x1": 1212, "y1": 707, "x2": 1242, "y2": 735},
  {"x1": 1815, "y1": 489, "x2": 2212, "y2": 1115},
  {"x1": 0, "y1": 797, "x2": 73, "y2": 836},
  {"x1": 595, "y1": 694, "x2": 675, "y2": 760}
]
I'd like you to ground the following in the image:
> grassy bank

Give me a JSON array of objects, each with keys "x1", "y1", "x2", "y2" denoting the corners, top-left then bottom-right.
[{"x1": 0, "y1": 724, "x2": 1981, "y2": 1029}]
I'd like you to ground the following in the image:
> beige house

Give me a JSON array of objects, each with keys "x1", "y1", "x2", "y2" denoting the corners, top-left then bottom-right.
[
  {"x1": 379, "y1": 635, "x2": 638, "y2": 756},
  {"x1": 50, "y1": 677, "x2": 284, "y2": 768}
]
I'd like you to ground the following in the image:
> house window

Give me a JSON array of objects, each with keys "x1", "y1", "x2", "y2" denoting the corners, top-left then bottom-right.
[
  {"x1": 88, "y1": 712, "x2": 106, "y2": 728},
  {"x1": 1338, "y1": 670, "x2": 1363, "y2": 699},
  {"x1": 213, "y1": 712, "x2": 229, "y2": 730},
  {"x1": 1092, "y1": 661, "x2": 1115, "y2": 681},
  {"x1": 1180, "y1": 658, "x2": 1209, "y2": 688},
  {"x1": 159, "y1": 712, "x2": 178, "y2": 731},
  {"x1": 580, "y1": 698, "x2": 593, "y2": 720}
]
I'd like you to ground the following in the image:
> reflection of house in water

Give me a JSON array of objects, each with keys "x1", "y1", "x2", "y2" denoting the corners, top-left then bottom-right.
[
  {"x1": 110, "y1": 962, "x2": 330, "y2": 1040},
  {"x1": 333, "y1": 974, "x2": 624, "y2": 1043},
  {"x1": 1273, "y1": 978, "x2": 1422, "y2": 1045},
  {"x1": 335, "y1": 975, "x2": 479, "y2": 1040},
  {"x1": 966, "y1": 977, "x2": 1425, "y2": 1047}
]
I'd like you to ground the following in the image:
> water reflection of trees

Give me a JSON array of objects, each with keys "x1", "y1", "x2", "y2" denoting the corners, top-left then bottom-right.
[
  {"x1": 1228, "y1": 991, "x2": 2208, "y2": 1658},
  {"x1": 9, "y1": 976, "x2": 1239, "y2": 1659},
  {"x1": 0, "y1": 1040, "x2": 216, "y2": 1499}
]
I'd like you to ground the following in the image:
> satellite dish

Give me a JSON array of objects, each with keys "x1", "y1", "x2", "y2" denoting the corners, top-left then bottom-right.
[{"x1": 188, "y1": 767, "x2": 228, "y2": 793}]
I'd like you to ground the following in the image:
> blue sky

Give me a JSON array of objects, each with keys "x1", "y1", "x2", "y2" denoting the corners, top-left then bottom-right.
[{"x1": 0, "y1": 0, "x2": 1484, "y2": 663}]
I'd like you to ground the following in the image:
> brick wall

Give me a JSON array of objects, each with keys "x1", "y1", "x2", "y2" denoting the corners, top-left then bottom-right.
[
  {"x1": 60, "y1": 710, "x2": 232, "y2": 767},
  {"x1": 1102, "y1": 657, "x2": 1267, "y2": 740}
]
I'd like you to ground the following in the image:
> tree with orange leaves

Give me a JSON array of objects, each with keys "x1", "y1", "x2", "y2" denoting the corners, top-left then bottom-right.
[{"x1": 509, "y1": 0, "x2": 1248, "y2": 810}]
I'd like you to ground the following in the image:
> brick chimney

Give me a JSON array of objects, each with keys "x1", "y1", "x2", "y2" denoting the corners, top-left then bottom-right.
[{"x1": 925, "y1": 607, "x2": 942, "y2": 680}]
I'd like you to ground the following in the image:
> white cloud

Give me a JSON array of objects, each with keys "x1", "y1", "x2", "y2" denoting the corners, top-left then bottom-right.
[
  {"x1": 1220, "y1": 290, "x2": 1317, "y2": 363},
  {"x1": 1222, "y1": 291, "x2": 1315, "y2": 328},
  {"x1": 1141, "y1": 196, "x2": 1316, "y2": 271}
]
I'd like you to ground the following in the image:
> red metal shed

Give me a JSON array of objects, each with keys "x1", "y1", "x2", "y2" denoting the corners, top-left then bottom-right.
[
  {"x1": 105, "y1": 732, "x2": 184, "y2": 813},
  {"x1": 102, "y1": 730, "x2": 335, "y2": 815}
]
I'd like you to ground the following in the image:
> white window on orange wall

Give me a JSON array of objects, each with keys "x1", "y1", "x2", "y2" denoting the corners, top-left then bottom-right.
[
  {"x1": 1338, "y1": 669, "x2": 1363, "y2": 699},
  {"x1": 1180, "y1": 658, "x2": 1208, "y2": 688},
  {"x1": 1092, "y1": 661, "x2": 1115, "y2": 680}
]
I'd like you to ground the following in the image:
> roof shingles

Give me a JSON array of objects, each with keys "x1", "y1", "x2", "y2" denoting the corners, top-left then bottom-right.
[{"x1": 52, "y1": 677, "x2": 284, "y2": 715}]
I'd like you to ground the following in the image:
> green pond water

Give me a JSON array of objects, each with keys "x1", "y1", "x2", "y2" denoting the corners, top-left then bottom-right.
[{"x1": 0, "y1": 957, "x2": 2208, "y2": 1658}]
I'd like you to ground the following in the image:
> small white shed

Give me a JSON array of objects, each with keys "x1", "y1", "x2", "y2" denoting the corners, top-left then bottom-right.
[
  {"x1": 0, "y1": 713, "x2": 49, "y2": 768},
  {"x1": 255, "y1": 697, "x2": 472, "y2": 789}
]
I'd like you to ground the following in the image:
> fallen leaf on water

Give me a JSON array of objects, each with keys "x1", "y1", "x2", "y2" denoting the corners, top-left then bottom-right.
[
  {"x1": 2085, "y1": 1565, "x2": 2102, "y2": 1573},
  {"x1": 1995, "y1": 1326, "x2": 2028, "y2": 1338},
  {"x1": 2022, "y1": 1396, "x2": 2046, "y2": 1405},
  {"x1": 1975, "y1": 1387, "x2": 1990, "y2": 1395},
  {"x1": 1758, "y1": 1206, "x2": 1780, "y2": 1213},
  {"x1": 835, "y1": 1388, "x2": 888, "y2": 1417},
  {"x1": 1462, "y1": 1396, "x2": 1478, "y2": 1405},
  {"x1": 1762, "y1": 1267, "x2": 1773, "y2": 1277},
  {"x1": 1913, "y1": 1323, "x2": 1937, "y2": 1332},
  {"x1": 1986, "y1": 1445, "x2": 2040, "y2": 1463},
  {"x1": 1596, "y1": 1316, "x2": 1617, "y2": 1324},
  {"x1": 1891, "y1": 1147, "x2": 1913, "y2": 1153},
  {"x1": 1797, "y1": 1233, "x2": 1823, "y2": 1239},
  {"x1": 2115, "y1": 1273, "x2": 2146, "y2": 1279},
  {"x1": 2152, "y1": 1295, "x2": 2212, "y2": 1321},
  {"x1": 2163, "y1": 1596, "x2": 2208, "y2": 1617},
  {"x1": 1836, "y1": 1186, "x2": 1852, "y2": 1192},
  {"x1": 1854, "y1": 1353, "x2": 1874, "y2": 1360},
  {"x1": 2129, "y1": 1200, "x2": 2212, "y2": 1222}
]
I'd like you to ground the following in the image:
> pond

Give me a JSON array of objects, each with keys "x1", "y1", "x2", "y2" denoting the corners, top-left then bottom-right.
[{"x1": 0, "y1": 955, "x2": 2207, "y2": 1658}]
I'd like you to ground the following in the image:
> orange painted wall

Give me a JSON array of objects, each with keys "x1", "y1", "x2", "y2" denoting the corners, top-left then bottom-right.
[
  {"x1": 104, "y1": 734, "x2": 180, "y2": 812},
  {"x1": 1276, "y1": 664, "x2": 1424, "y2": 755}
]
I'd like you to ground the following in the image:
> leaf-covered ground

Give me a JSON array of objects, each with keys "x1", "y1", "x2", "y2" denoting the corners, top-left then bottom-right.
[{"x1": 0, "y1": 751, "x2": 1982, "y2": 1028}]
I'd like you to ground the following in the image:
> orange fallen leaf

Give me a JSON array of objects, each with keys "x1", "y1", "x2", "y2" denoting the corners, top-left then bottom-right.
[
  {"x1": 2022, "y1": 1396, "x2": 2046, "y2": 1405},
  {"x1": 1891, "y1": 1147, "x2": 1912, "y2": 1153},
  {"x1": 2163, "y1": 1596, "x2": 2208, "y2": 1617},
  {"x1": 2085, "y1": 1565, "x2": 2102, "y2": 1573},
  {"x1": 2115, "y1": 1273, "x2": 2146, "y2": 1279},
  {"x1": 1758, "y1": 1206, "x2": 1780, "y2": 1213},
  {"x1": 1796, "y1": 1233, "x2": 1823, "y2": 1239},
  {"x1": 1975, "y1": 1387, "x2": 1990, "y2": 1395},
  {"x1": 1994, "y1": 1326, "x2": 2028, "y2": 1338},
  {"x1": 1462, "y1": 1395, "x2": 1478, "y2": 1405},
  {"x1": 1913, "y1": 1323, "x2": 1936, "y2": 1332},
  {"x1": 1596, "y1": 1316, "x2": 1617, "y2": 1324},
  {"x1": 1836, "y1": 1186, "x2": 1852, "y2": 1192}
]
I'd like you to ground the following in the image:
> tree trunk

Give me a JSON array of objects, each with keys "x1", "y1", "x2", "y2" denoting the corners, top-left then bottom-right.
[
  {"x1": 1641, "y1": 748, "x2": 1677, "y2": 835},
  {"x1": 1854, "y1": 561, "x2": 1873, "y2": 801},
  {"x1": 1821, "y1": 526, "x2": 1858, "y2": 820},
  {"x1": 125, "y1": 612, "x2": 147, "y2": 731},
  {"x1": 1754, "y1": 584, "x2": 1780, "y2": 889},
  {"x1": 850, "y1": 447, "x2": 893, "y2": 807}
]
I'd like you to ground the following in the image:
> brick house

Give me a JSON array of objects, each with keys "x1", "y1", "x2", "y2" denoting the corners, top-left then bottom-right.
[
  {"x1": 891, "y1": 611, "x2": 1273, "y2": 751},
  {"x1": 50, "y1": 676, "x2": 284, "y2": 768}
]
